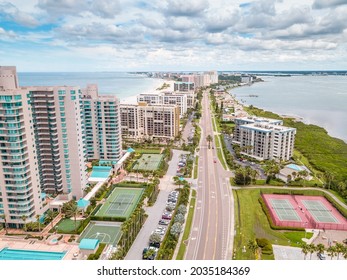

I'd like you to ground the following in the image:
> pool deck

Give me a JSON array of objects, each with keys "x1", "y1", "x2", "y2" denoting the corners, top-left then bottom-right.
[{"x1": 0, "y1": 237, "x2": 81, "y2": 260}]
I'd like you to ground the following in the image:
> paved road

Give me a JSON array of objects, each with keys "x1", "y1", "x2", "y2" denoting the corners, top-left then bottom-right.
[
  {"x1": 185, "y1": 90, "x2": 234, "y2": 260},
  {"x1": 125, "y1": 149, "x2": 189, "y2": 260}
]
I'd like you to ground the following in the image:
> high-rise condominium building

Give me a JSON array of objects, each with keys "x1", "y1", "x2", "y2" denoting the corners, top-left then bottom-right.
[
  {"x1": 120, "y1": 102, "x2": 180, "y2": 140},
  {"x1": 82, "y1": 85, "x2": 122, "y2": 162},
  {"x1": 0, "y1": 67, "x2": 46, "y2": 227},
  {"x1": 233, "y1": 116, "x2": 296, "y2": 161}
]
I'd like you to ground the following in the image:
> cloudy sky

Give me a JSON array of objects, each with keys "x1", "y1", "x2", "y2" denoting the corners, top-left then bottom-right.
[{"x1": 1, "y1": 0, "x2": 347, "y2": 71}]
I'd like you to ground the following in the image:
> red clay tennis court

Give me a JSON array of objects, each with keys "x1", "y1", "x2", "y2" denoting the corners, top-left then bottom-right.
[{"x1": 262, "y1": 194, "x2": 347, "y2": 231}]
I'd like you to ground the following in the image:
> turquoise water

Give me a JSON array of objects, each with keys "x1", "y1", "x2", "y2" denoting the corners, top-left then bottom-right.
[
  {"x1": 0, "y1": 248, "x2": 66, "y2": 260},
  {"x1": 18, "y1": 72, "x2": 162, "y2": 103},
  {"x1": 90, "y1": 166, "x2": 112, "y2": 179},
  {"x1": 231, "y1": 75, "x2": 347, "y2": 142},
  {"x1": 286, "y1": 164, "x2": 302, "y2": 171}
]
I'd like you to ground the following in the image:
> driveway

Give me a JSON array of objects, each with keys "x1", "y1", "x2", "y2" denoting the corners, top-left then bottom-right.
[{"x1": 125, "y1": 149, "x2": 190, "y2": 260}]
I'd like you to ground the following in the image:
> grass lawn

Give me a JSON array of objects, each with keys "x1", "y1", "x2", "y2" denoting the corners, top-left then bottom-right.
[
  {"x1": 56, "y1": 218, "x2": 82, "y2": 234},
  {"x1": 233, "y1": 188, "x2": 310, "y2": 260},
  {"x1": 194, "y1": 156, "x2": 198, "y2": 179},
  {"x1": 214, "y1": 135, "x2": 227, "y2": 170},
  {"x1": 176, "y1": 190, "x2": 196, "y2": 260}
]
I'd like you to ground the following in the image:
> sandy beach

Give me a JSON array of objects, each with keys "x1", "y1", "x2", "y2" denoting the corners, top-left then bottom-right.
[{"x1": 119, "y1": 79, "x2": 174, "y2": 104}]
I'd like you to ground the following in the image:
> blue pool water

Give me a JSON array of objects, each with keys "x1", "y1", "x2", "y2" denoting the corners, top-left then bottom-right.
[
  {"x1": 286, "y1": 164, "x2": 303, "y2": 171},
  {"x1": 0, "y1": 248, "x2": 66, "y2": 260},
  {"x1": 90, "y1": 166, "x2": 112, "y2": 179}
]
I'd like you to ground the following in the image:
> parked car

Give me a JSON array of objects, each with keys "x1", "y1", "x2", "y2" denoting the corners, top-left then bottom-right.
[
  {"x1": 149, "y1": 241, "x2": 160, "y2": 248},
  {"x1": 317, "y1": 253, "x2": 326, "y2": 260},
  {"x1": 159, "y1": 219, "x2": 170, "y2": 226},
  {"x1": 162, "y1": 212, "x2": 172, "y2": 220}
]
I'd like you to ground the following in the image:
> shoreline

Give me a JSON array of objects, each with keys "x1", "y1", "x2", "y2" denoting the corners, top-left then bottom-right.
[
  {"x1": 119, "y1": 78, "x2": 172, "y2": 104},
  {"x1": 228, "y1": 81, "x2": 347, "y2": 144}
]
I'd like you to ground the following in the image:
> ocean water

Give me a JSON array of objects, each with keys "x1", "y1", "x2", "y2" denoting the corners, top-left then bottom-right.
[
  {"x1": 231, "y1": 75, "x2": 347, "y2": 142},
  {"x1": 17, "y1": 72, "x2": 162, "y2": 103}
]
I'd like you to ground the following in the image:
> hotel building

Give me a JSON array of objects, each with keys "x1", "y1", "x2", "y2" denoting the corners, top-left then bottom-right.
[
  {"x1": 120, "y1": 102, "x2": 179, "y2": 140},
  {"x1": 233, "y1": 116, "x2": 296, "y2": 161}
]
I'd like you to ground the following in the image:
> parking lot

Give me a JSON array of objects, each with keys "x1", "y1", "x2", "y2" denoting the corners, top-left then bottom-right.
[{"x1": 125, "y1": 150, "x2": 189, "y2": 260}]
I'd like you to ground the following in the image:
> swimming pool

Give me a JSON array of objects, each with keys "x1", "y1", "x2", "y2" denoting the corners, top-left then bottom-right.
[
  {"x1": 89, "y1": 166, "x2": 112, "y2": 180},
  {"x1": 0, "y1": 248, "x2": 66, "y2": 260},
  {"x1": 286, "y1": 164, "x2": 303, "y2": 171}
]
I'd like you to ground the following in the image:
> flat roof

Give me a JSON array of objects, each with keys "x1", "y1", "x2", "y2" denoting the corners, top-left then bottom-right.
[{"x1": 79, "y1": 239, "x2": 100, "y2": 250}]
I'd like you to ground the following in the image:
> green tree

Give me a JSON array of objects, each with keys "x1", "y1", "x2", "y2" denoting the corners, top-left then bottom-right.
[
  {"x1": 62, "y1": 201, "x2": 79, "y2": 233},
  {"x1": 316, "y1": 243, "x2": 325, "y2": 255},
  {"x1": 327, "y1": 245, "x2": 337, "y2": 260},
  {"x1": 0, "y1": 214, "x2": 8, "y2": 234},
  {"x1": 149, "y1": 232, "x2": 162, "y2": 244},
  {"x1": 247, "y1": 240, "x2": 259, "y2": 259},
  {"x1": 335, "y1": 242, "x2": 345, "y2": 260},
  {"x1": 308, "y1": 243, "x2": 316, "y2": 260},
  {"x1": 21, "y1": 215, "x2": 28, "y2": 232},
  {"x1": 301, "y1": 243, "x2": 309, "y2": 260},
  {"x1": 170, "y1": 222, "x2": 182, "y2": 238},
  {"x1": 36, "y1": 214, "x2": 41, "y2": 232},
  {"x1": 45, "y1": 210, "x2": 56, "y2": 231}
]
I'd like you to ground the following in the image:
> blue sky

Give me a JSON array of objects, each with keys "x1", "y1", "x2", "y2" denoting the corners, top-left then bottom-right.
[{"x1": 1, "y1": 0, "x2": 347, "y2": 71}]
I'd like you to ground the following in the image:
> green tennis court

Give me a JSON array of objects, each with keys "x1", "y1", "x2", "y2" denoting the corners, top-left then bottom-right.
[
  {"x1": 270, "y1": 198, "x2": 301, "y2": 221},
  {"x1": 302, "y1": 200, "x2": 338, "y2": 223},
  {"x1": 95, "y1": 187, "x2": 144, "y2": 218},
  {"x1": 132, "y1": 154, "x2": 164, "y2": 171},
  {"x1": 78, "y1": 221, "x2": 121, "y2": 245}
]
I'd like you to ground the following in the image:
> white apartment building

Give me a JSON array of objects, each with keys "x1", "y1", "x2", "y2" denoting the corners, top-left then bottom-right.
[
  {"x1": 233, "y1": 116, "x2": 296, "y2": 161},
  {"x1": 137, "y1": 92, "x2": 188, "y2": 116},
  {"x1": 120, "y1": 102, "x2": 180, "y2": 140},
  {"x1": 233, "y1": 116, "x2": 283, "y2": 144}
]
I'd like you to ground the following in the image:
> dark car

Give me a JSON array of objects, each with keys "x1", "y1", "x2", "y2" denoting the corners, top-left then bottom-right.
[
  {"x1": 317, "y1": 253, "x2": 326, "y2": 260},
  {"x1": 343, "y1": 239, "x2": 347, "y2": 245},
  {"x1": 159, "y1": 219, "x2": 170, "y2": 226}
]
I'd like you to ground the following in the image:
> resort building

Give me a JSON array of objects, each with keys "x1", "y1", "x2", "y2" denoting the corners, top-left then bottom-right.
[
  {"x1": 137, "y1": 92, "x2": 188, "y2": 116},
  {"x1": 82, "y1": 85, "x2": 122, "y2": 162},
  {"x1": 233, "y1": 116, "x2": 296, "y2": 161},
  {"x1": 120, "y1": 102, "x2": 180, "y2": 140}
]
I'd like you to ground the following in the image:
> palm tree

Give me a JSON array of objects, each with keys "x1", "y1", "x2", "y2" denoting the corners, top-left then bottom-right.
[
  {"x1": 206, "y1": 134, "x2": 213, "y2": 149},
  {"x1": 45, "y1": 210, "x2": 56, "y2": 231},
  {"x1": 308, "y1": 243, "x2": 316, "y2": 260},
  {"x1": 287, "y1": 174, "x2": 292, "y2": 183},
  {"x1": 316, "y1": 243, "x2": 325, "y2": 256},
  {"x1": 323, "y1": 171, "x2": 334, "y2": 189},
  {"x1": 63, "y1": 202, "x2": 79, "y2": 233},
  {"x1": 301, "y1": 243, "x2": 309, "y2": 260},
  {"x1": 36, "y1": 214, "x2": 41, "y2": 232},
  {"x1": 327, "y1": 245, "x2": 337, "y2": 260},
  {"x1": 0, "y1": 214, "x2": 8, "y2": 234},
  {"x1": 335, "y1": 242, "x2": 345, "y2": 260},
  {"x1": 21, "y1": 215, "x2": 28, "y2": 232},
  {"x1": 250, "y1": 169, "x2": 258, "y2": 185}
]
